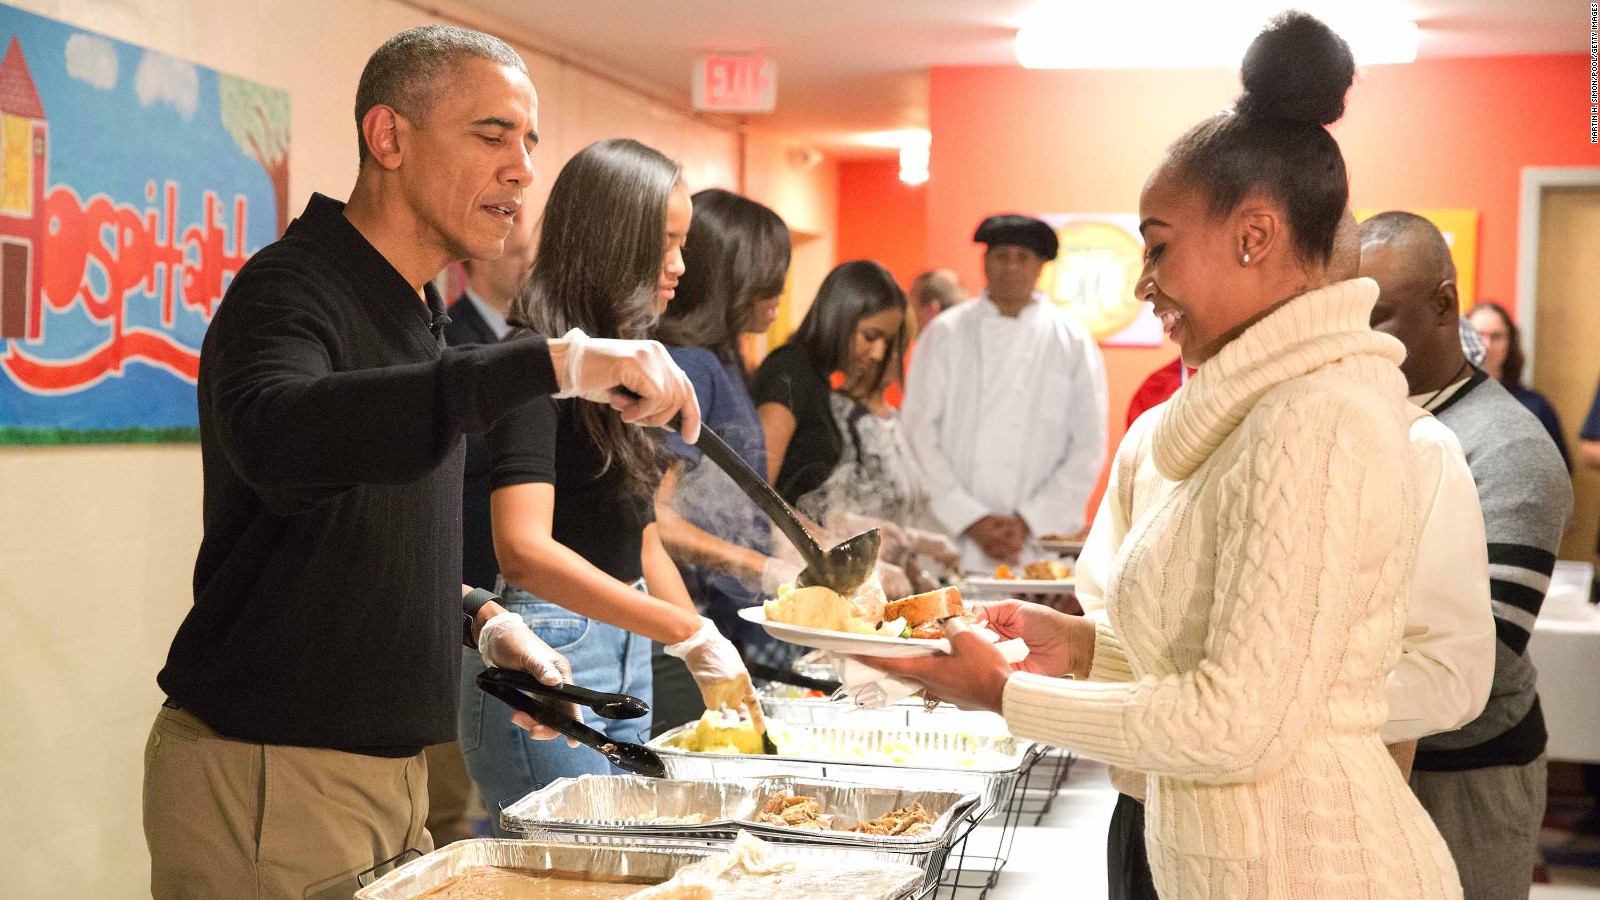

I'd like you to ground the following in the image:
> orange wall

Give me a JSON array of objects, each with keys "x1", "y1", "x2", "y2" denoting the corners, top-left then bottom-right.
[
  {"x1": 928, "y1": 55, "x2": 1597, "y2": 317},
  {"x1": 908, "y1": 54, "x2": 1599, "y2": 523},
  {"x1": 836, "y1": 158, "x2": 929, "y2": 288}
]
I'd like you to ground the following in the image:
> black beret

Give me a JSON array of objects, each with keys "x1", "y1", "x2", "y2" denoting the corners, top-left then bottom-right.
[{"x1": 973, "y1": 214, "x2": 1058, "y2": 261}]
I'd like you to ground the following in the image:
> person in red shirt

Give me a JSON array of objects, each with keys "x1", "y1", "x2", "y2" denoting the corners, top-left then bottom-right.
[{"x1": 1125, "y1": 356, "x2": 1190, "y2": 426}]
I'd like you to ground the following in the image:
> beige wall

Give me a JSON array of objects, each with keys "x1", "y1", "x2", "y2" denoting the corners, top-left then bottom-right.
[
  {"x1": 0, "y1": 1, "x2": 835, "y2": 896},
  {"x1": 743, "y1": 128, "x2": 839, "y2": 341}
]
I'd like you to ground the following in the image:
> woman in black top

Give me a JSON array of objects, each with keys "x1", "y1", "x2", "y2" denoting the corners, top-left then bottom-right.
[
  {"x1": 459, "y1": 140, "x2": 751, "y2": 832},
  {"x1": 751, "y1": 261, "x2": 955, "y2": 593}
]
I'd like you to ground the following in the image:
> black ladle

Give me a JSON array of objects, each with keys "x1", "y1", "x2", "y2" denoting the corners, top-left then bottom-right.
[
  {"x1": 477, "y1": 669, "x2": 666, "y2": 778},
  {"x1": 661, "y1": 408, "x2": 880, "y2": 595}
]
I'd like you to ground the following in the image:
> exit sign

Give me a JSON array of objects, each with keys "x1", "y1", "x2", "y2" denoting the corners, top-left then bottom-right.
[{"x1": 693, "y1": 56, "x2": 776, "y2": 113}]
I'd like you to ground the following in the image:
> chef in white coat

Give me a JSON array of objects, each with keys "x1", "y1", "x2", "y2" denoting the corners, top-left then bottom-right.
[{"x1": 902, "y1": 214, "x2": 1109, "y2": 572}]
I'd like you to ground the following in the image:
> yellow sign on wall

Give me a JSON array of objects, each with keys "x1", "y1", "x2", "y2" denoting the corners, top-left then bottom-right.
[
  {"x1": 1038, "y1": 213, "x2": 1163, "y2": 346},
  {"x1": 1355, "y1": 208, "x2": 1479, "y2": 311}
]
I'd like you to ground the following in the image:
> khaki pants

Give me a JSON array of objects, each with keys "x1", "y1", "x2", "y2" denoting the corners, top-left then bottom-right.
[
  {"x1": 143, "y1": 705, "x2": 434, "y2": 900},
  {"x1": 422, "y1": 741, "x2": 481, "y2": 845}
]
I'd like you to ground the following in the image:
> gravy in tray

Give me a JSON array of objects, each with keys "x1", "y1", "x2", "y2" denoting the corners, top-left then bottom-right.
[{"x1": 413, "y1": 865, "x2": 659, "y2": 899}]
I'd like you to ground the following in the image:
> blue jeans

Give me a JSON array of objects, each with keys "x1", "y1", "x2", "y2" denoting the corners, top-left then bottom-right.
[{"x1": 458, "y1": 582, "x2": 652, "y2": 837}]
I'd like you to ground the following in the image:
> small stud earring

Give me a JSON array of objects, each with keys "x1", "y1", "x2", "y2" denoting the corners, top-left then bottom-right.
[{"x1": 1242, "y1": 253, "x2": 1251, "y2": 265}]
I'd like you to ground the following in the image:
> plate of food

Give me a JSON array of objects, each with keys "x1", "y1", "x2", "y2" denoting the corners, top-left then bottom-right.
[
  {"x1": 1037, "y1": 535, "x2": 1085, "y2": 557},
  {"x1": 740, "y1": 584, "x2": 991, "y2": 658},
  {"x1": 961, "y1": 560, "x2": 1076, "y2": 597}
]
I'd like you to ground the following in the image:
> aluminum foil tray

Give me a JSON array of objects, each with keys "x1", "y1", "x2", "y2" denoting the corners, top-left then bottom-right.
[
  {"x1": 647, "y1": 722, "x2": 1039, "y2": 816},
  {"x1": 354, "y1": 837, "x2": 923, "y2": 900},
  {"x1": 501, "y1": 774, "x2": 978, "y2": 852},
  {"x1": 758, "y1": 695, "x2": 1011, "y2": 735}
]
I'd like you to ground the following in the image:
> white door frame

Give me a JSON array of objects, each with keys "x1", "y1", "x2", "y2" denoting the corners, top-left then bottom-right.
[{"x1": 1517, "y1": 166, "x2": 1600, "y2": 382}]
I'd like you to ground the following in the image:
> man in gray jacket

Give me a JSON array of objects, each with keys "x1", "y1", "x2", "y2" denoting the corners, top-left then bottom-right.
[{"x1": 1363, "y1": 210, "x2": 1573, "y2": 900}]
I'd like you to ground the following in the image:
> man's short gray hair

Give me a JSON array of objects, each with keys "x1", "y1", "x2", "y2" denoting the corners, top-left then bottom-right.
[
  {"x1": 354, "y1": 24, "x2": 526, "y2": 160},
  {"x1": 1358, "y1": 210, "x2": 1456, "y2": 284}
]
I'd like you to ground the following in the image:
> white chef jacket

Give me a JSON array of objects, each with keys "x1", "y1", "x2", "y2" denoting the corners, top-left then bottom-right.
[
  {"x1": 1077, "y1": 403, "x2": 1494, "y2": 750},
  {"x1": 902, "y1": 291, "x2": 1108, "y2": 572}
]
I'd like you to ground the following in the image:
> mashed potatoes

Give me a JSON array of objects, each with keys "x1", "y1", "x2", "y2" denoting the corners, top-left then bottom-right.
[
  {"x1": 662, "y1": 711, "x2": 780, "y2": 752},
  {"x1": 762, "y1": 586, "x2": 879, "y2": 635},
  {"x1": 672, "y1": 711, "x2": 770, "y2": 755}
]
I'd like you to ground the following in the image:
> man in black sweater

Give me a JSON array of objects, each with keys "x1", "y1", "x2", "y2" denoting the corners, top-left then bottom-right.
[{"x1": 144, "y1": 26, "x2": 700, "y2": 899}]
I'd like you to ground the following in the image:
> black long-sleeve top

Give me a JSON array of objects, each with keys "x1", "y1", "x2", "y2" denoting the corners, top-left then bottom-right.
[
  {"x1": 487, "y1": 353, "x2": 656, "y2": 584},
  {"x1": 157, "y1": 194, "x2": 559, "y2": 756}
]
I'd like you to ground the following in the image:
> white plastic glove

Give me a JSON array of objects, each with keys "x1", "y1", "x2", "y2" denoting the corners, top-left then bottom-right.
[
  {"x1": 759, "y1": 556, "x2": 802, "y2": 596},
  {"x1": 477, "y1": 611, "x2": 579, "y2": 744},
  {"x1": 664, "y1": 616, "x2": 755, "y2": 711},
  {"x1": 906, "y1": 527, "x2": 961, "y2": 573},
  {"x1": 664, "y1": 616, "x2": 748, "y2": 685},
  {"x1": 553, "y1": 327, "x2": 701, "y2": 442}
]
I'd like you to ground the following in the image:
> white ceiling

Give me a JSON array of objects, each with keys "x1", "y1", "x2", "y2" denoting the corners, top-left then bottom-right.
[{"x1": 453, "y1": 0, "x2": 1588, "y2": 158}]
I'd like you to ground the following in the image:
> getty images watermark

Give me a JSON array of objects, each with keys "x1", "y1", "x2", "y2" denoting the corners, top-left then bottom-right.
[{"x1": 1591, "y1": 3, "x2": 1598, "y2": 142}]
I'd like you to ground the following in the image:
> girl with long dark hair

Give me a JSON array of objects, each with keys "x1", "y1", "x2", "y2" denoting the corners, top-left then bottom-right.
[
  {"x1": 752, "y1": 261, "x2": 953, "y2": 594},
  {"x1": 460, "y1": 140, "x2": 750, "y2": 830}
]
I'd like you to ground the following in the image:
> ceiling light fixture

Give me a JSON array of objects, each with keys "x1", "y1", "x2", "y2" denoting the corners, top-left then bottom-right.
[
  {"x1": 857, "y1": 129, "x2": 932, "y2": 149},
  {"x1": 855, "y1": 129, "x2": 932, "y2": 185},
  {"x1": 1015, "y1": 6, "x2": 1418, "y2": 69},
  {"x1": 899, "y1": 142, "x2": 930, "y2": 185}
]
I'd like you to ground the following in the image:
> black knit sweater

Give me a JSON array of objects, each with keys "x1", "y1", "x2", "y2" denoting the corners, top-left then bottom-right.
[{"x1": 158, "y1": 194, "x2": 558, "y2": 756}]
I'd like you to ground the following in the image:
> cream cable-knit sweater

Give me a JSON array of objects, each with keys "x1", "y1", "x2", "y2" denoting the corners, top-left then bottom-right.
[{"x1": 1001, "y1": 280, "x2": 1461, "y2": 898}]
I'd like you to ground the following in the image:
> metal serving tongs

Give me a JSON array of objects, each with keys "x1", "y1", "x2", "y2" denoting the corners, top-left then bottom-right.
[{"x1": 477, "y1": 667, "x2": 666, "y2": 778}]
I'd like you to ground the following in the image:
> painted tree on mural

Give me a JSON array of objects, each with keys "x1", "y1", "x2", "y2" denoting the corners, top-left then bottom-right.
[{"x1": 217, "y1": 73, "x2": 290, "y2": 235}]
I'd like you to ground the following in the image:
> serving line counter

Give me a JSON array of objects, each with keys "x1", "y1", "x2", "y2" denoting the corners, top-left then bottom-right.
[{"x1": 358, "y1": 696, "x2": 1061, "y2": 899}]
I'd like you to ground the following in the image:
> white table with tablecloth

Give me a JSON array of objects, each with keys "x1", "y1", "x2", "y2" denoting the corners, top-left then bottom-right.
[{"x1": 1528, "y1": 561, "x2": 1600, "y2": 764}]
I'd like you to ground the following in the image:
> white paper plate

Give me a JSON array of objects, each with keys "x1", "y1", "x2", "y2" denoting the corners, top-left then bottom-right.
[
  {"x1": 961, "y1": 577, "x2": 1076, "y2": 596},
  {"x1": 737, "y1": 607, "x2": 1031, "y2": 666},
  {"x1": 737, "y1": 606, "x2": 949, "y2": 658}
]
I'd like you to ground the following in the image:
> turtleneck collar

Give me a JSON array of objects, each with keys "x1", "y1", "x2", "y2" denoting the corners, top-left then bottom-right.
[{"x1": 1151, "y1": 277, "x2": 1405, "y2": 482}]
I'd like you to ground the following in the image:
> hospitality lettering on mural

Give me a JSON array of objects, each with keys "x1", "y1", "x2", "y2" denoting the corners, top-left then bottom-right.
[
  {"x1": 5, "y1": 182, "x2": 252, "y2": 392},
  {"x1": 0, "y1": 4, "x2": 287, "y2": 441}
]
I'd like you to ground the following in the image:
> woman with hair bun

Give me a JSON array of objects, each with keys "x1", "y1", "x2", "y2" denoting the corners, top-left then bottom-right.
[{"x1": 870, "y1": 13, "x2": 1461, "y2": 898}]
